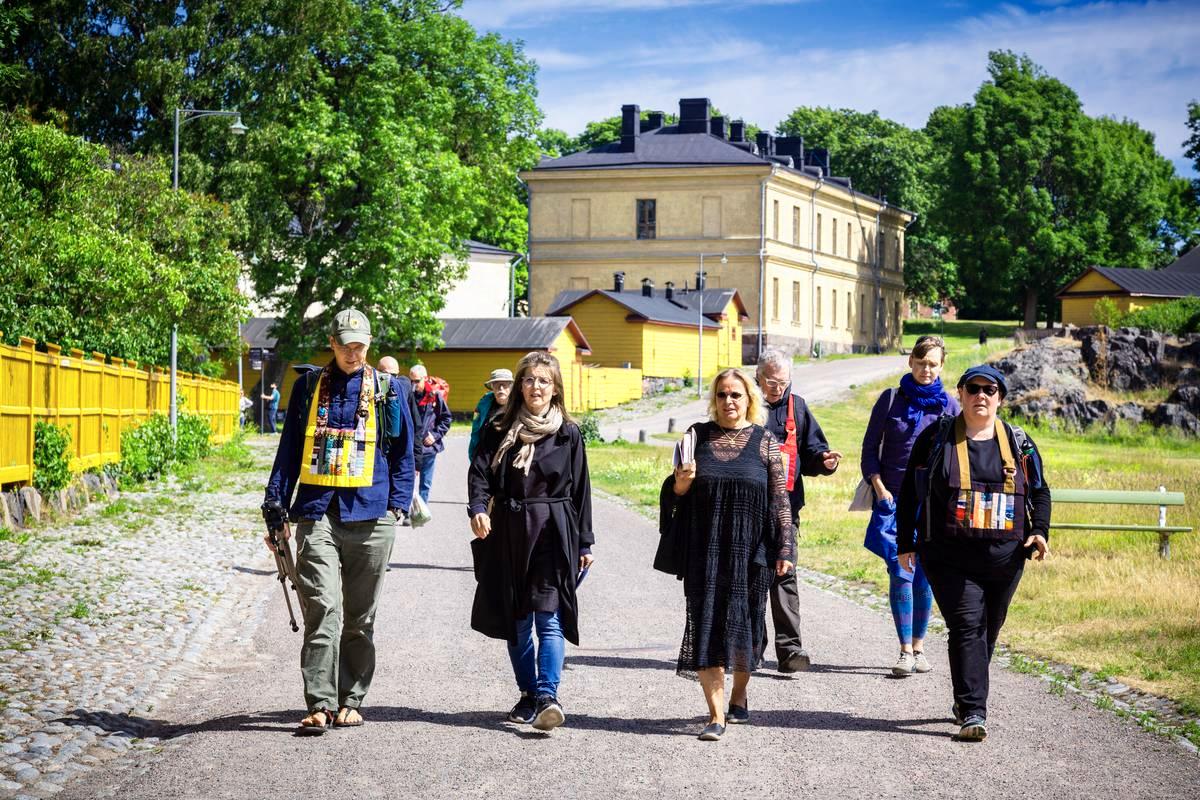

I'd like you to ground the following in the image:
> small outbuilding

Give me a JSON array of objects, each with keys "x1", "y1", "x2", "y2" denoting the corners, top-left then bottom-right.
[{"x1": 1056, "y1": 251, "x2": 1200, "y2": 327}]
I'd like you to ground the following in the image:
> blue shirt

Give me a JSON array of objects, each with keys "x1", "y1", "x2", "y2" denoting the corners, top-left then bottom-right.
[
  {"x1": 265, "y1": 365, "x2": 415, "y2": 522},
  {"x1": 268, "y1": 389, "x2": 280, "y2": 409}
]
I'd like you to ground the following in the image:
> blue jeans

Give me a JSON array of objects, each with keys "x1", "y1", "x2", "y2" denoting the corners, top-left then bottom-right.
[
  {"x1": 507, "y1": 610, "x2": 564, "y2": 699},
  {"x1": 416, "y1": 452, "x2": 437, "y2": 504}
]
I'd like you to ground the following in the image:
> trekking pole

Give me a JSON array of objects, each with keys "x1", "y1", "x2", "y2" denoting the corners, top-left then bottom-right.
[{"x1": 262, "y1": 500, "x2": 306, "y2": 632}]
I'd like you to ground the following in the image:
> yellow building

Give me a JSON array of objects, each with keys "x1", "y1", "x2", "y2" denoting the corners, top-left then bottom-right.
[
  {"x1": 1056, "y1": 258, "x2": 1200, "y2": 327},
  {"x1": 545, "y1": 277, "x2": 744, "y2": 380},
  {"x1": 522, "y1": 98, "x2": 913, "y2": 359}
]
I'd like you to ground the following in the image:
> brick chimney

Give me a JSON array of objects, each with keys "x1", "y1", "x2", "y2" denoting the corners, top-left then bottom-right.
[
  {"x1": 620, "y1": 104, "x2": 640, "y2": 152},
  {"x1": 641, "y1": 277, "x2": 654, "y2": 298},
  {"x1": 613, "y1": 271, "x2": 626, "y2": 292},
  {"x1": 678, "y1": 97, "x2": 711, "y2": 134}
]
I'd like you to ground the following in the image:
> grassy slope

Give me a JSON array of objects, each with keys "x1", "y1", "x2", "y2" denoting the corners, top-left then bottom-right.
[{"x1": 589, "y1": 326, "x2": 1200, "y2": 712}]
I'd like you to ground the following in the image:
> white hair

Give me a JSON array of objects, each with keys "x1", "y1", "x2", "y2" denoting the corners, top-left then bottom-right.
[
  {"x1": 408, "y1": 363, "x2": 427, "y2": 379},
  {"x1": 756, "y1": 347, "x2": 791, "y2": 376}
]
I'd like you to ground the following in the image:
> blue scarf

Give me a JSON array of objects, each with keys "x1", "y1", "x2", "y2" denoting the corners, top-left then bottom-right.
[{"x1": 898, "y1": 373, "x2": 948, "y2": 424}]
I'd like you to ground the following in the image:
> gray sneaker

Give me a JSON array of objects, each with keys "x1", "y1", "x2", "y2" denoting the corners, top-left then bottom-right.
[
  {"x1": 891, "y1": 651, "x2": 916, "y2": 676},
  {"x1": 956, "y1": 715, "x2": 987, "y2": 742},
  {"x1": 912, "y1": 651, "x2": 932, "y2": 673}
]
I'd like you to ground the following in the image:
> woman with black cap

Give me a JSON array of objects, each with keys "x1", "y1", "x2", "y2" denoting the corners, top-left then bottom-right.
[{"x1": 896, "y1": 363, "x2": 1051, "y2": 742}]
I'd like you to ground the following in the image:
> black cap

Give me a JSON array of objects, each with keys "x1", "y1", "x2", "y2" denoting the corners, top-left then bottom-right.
[{"x1": 957, "y1": 364, "x2": 1008, "y2": 398}]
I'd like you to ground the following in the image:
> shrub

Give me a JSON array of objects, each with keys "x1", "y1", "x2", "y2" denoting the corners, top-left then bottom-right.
[
  {"x1": 1118, "y1": 297, "x2": 1200, "y2": 336},
  {"x1": 578, "y1": 412, "x2": 603, "y2": 444},
  {"x1": 1092, "y1": 297, "x2": 1123, "y2": 328},
  {"x1": 175, "y1": 413, "x2": 212, "y2": 463},
  {"x1": 119, "y1": 414, "x2": 175, "y2": 485},
  {"x1": 33, "y1": 421, "x2": 72, "y2": 494}
]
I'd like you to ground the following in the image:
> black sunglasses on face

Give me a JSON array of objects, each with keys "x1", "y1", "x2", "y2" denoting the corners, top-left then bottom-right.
[
  {"x1": 964, "y1": 383, "x2": 999, "y2": 396},
  {"x1": 716, "y1": 391, "x2": 744, "y2": 400}
]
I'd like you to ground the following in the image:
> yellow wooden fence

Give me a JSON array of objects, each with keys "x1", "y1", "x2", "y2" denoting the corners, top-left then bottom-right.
[
  {"x1": 0, "y1": 335, "x2": 240, "y2": 486},
  {"x1": 577, "y1": 365, "x2": 643, "y2": 412}
]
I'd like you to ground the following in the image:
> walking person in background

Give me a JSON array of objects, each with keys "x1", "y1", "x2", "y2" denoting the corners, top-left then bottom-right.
[
  {"x1": 469, "y1": 369, "x2": 514, "y2": 462},
  {"x1": 897, "y1": 364, "x2": 1050, "y2": 742},
  {"x1": 261, "y1": 308, "x2": 415, "y2": 735},
  {"x1": 860, "y1": 335, "x2": 958, "y2": 677},
  {"x1": 669, "y1": 368, "x2": 795, "y2": 741},
  {"x1": 467, "y1": 352, "x2": 594, "y2": 732},
  {"x1": 754, "y1": 348, "x2": 841, "y2": 673},
  {"x1": 409, "y1": 364, "x2": 451, "y2": 507},
  {"x1": 261, "y1": 382, "x2": 281, "y2": 433},
  {"x1": 239, "y1": 391, "x2": 253, "y2": 428}
]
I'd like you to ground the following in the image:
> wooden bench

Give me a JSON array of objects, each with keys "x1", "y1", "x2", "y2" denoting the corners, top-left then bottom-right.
[{"x1": 1050, "y1": 488, "x2": 1191, "y2": 559}]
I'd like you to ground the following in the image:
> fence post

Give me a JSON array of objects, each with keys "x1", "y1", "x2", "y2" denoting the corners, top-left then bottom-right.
[
  {"x1": 1158, "y1": 485, "x2": 1170, "y2": 560},
  {"x1": 21, "y1": 336, "x2": 36, "y2": 487}
]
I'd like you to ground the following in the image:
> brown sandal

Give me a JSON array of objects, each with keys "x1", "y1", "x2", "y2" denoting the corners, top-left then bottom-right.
[
  {"x1": 296, "y1": 708, "x2": 333, "y2": 736},
  {"x1": 334, "y1": 707, "x2": 364, "y2": 728}
]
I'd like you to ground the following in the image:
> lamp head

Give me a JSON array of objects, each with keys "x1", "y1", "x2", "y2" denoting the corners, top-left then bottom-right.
[
  {"x1": 229, "y1": 117, "x2": 248, "y2": 135},
  {"x1": 720, "y1": 254, "x2": 728, "y2": 264}
]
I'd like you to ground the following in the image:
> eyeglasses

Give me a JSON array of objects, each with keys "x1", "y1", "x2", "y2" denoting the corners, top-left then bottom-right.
[
  {"x1": 490, "y1": 382, "x2": 513, "y2": 391},
  {"x1": 964, "y1": 383, "x2": 999, "y2": 397},
  {"x1": 759, "y1": 379, "x2": 787, "y2": 390},
  {"x1": 716, "y1": 391, "x2": 744, "y2": 400},
  {"x1": 521, "y1": 376, "x2": 552, "y2": 389}
]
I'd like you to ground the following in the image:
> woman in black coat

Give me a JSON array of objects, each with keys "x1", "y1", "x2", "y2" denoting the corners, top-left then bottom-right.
[
  {"x1": 897, "y1": 364, "x2": 1050, "y2": 743},
  {"x1": 467, "y1": 351, "x2": 594, "y2": 733}
]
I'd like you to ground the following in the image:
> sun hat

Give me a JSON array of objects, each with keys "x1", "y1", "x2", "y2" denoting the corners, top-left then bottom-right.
[{"x1": 485, "y1": 368, "x2": 514, "y2": 388}]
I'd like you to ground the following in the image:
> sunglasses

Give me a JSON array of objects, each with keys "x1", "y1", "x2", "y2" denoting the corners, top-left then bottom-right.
[
  {"x1": 964, "y1": 383, "x2": 999, "y2": 396},
  {"x1": 716, "y1": 391, "x2": 744, "y2": 400}
]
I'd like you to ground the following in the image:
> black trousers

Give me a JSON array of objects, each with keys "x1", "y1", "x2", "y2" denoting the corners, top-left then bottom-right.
[
  {"x1": 769, "y1": 568, "x2": 804, "y2": 661},
  {"x1": 919, "y1": 538, "x2": 1024, "y2": 721}
]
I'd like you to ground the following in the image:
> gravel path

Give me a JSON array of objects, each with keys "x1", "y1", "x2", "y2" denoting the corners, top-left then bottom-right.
[{"x1": 47, "y1": 435, "x2": 1200, "y2": 800}]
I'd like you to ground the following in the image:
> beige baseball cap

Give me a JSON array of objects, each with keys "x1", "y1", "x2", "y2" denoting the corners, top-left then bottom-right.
[
  {"x1": 485, "y1": 368, "x2": 514, "y2": 387},
  {"x1": 331, "y1": 308, "x2": 371, "y2": 345}
]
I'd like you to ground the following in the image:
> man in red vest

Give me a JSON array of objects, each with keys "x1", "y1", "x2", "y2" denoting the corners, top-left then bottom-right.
[{"x1": 756, "y1": 347, "x2": 841, "y2": 673}]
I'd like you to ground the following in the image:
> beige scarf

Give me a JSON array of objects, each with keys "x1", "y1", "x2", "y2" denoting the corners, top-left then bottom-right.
[{"x1": 492, "y1": 404, "x2": 563, "y2": 477}]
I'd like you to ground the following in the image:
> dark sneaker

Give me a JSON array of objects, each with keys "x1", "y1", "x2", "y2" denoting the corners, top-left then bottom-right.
[
  {"x1": 531, "y1": 695, "x2": 565, "y2": 731},
  {"x1": 955, "y1": 715, "x2": 987, "y2": 742},
  {"x1": 508, "y1": 692, "x2": 537, "y2": 724},
  {"x1": 727, "y1": 703, "x2": 750, "y2": 724},
  {"x1": 698, "y1": 722, "x2": 725, "y2": 741},
  {"x1": 779, "y1": 650, "x2": 812, "y2": 673}
]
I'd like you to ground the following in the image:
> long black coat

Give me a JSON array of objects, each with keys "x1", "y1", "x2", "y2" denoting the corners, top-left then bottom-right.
[{"x1": 466, "y1": 421, "x2": 593, "y2": 645}]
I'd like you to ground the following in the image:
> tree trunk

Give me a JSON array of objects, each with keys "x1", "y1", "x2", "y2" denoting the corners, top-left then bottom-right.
[{"x1": 1022, "y1": 287, "x2": 1038, "y2": 329}]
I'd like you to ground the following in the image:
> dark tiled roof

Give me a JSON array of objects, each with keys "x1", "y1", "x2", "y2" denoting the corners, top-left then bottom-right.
[
  {"x1": 240, "y1": 317, "x2": 280, "y2": 349},
  {"x1": 465, "y1": 239, "x2": 518, "y2": 258},
  {"x1": 675, "y1": 288, "x2": 749, "y2": 319},
  {"x1": 536, "y1": 126, "x2": 768, "y2": 170},
  {"x1": 1167, "y1": 246, "x2": 1200, "y2": 274},
  {"x1": 440, "y1": 317, "x2": 590, "y2": 351},
  {"x1": 547, "y1": 289, "x2": 719, "y2": 328},
  {"x1": 1057, "y1": 267, "x2": 1200, "y2": 299}
]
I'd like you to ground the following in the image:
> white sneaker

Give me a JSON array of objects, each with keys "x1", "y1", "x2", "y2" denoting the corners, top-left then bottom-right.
[
  {"x1": 912, "y1": 651, "x2": 932, "y2": 673},
  {"x1": 892, "y1": 651, "x2": 916, "y2": 676}
]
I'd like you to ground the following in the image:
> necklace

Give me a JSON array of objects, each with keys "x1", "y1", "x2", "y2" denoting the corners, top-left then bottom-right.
[{"x1": 717, "y1": 423, "x2": 746, "y2": 447}]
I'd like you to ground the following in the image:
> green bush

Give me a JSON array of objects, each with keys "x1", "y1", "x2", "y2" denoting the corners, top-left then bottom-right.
[
  {"x1": 578, "y1": 412, "x2": 604, "y2": 444},
  {"x1": 119, "y1": 414, "x2": 175, "y2": 485},
  {"x1": 33, "y1": 421, "x2": 72, "y2": 494},
  {"x1": 1093, "y1": 297, "x2": 1123, "y2": 328},
  {"x1": 175, "y1": 413, "x2": 212, "y2": 463},
  {"x1": 1118, "y1": 297, "x2": 1200, "y2": 336}
]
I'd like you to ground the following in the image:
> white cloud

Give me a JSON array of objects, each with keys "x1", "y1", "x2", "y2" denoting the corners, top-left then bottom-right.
[
  {"x1": 534, "y1": 0, "x2": 1200, "y2": 167},
  {"x1": 525, "y1": 47, "x2": 598, "y2": 69},
  {"x1": 459, "y1": 0, "x2": 805, "y2": 30}
]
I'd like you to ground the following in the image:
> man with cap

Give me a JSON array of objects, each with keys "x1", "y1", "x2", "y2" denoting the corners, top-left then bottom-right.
[
  {"x1": 261, "y1": 308, "x2": 416, "y2": 735},
  {"x1": 409, "y1": 363, "x2": 452, "y2": 507},
  {"x1": 468, "y1": 368, "x2": 514, "y2": 462}
]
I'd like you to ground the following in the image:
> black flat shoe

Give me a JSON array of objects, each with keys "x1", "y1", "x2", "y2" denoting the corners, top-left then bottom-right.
[
  {"x1": 698, "y1": 722, "x2": 725, "y2": 741},
  {"x1": 727, "y1": 703, "x2": 749, "y2": 724}
]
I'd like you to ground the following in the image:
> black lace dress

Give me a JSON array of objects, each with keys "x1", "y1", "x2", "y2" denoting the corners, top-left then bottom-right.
[{"x1": 677, "y1": 422, "x2": 795, "y2": 676}]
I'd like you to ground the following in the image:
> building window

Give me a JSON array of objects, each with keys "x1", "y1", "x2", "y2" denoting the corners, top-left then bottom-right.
[
  {"x1": 894, "y1": 299, "x2": 901, "y2": 334},
  {"x1": 832, "y1": 217, "x2": 838, "y2": 256},
  {"x1": 636, "y1": 199, "x2": 656, "y2": 240},
  {"x1": 832, "y1": 289, "x2": 838, "y2": 327},
  {"x1": 847, "y1": 222, "x2": 853, "y2": 260},
  {"x1": 895, "y1": 234, "x2": 902, "y2": 271},
  {"x1": 816, "y1": 287, "x2": 822, "y2": 326},
  {"x1": 817, "y1": 214, "x2": 823, "y2": 251},
  {"x1": 792, "y1": 206, "x2": 800, "y2": 246},
  {"x1": 792, "y1": 281, "x2": 801, "y2": 323},
  {"x1": 847, "y1": 292, "x2": 853, "y2": 330},
  {"x1": 860, "y1": 294, "x2": 866, "y2": 332},
  {"x1": 772, "y1": 277, "x2": 780, "y2": 320},
  {"x1": 773, "y1": 200, "x2": 780, "y2": 241}
]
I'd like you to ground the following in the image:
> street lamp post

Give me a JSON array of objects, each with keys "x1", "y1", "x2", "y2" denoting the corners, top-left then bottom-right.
[
  {"x1": 696, "y1": 252, "x2": 727, "y2": 397},
  {"x1": 170, "y1": 108, "x2": 247, "y2": 437}
]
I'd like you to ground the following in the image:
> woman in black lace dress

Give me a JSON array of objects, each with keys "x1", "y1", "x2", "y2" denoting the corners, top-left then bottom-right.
[{"x1": 670, "y1": 368, "x2": 795, "y2": 741}]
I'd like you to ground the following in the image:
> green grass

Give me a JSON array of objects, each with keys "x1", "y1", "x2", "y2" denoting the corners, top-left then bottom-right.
[
  {"x1": 589, "y1": 328, "x2": 1200, "y2": 712},
  {"x1": 902, "y1": 318, "x2": 1021, "y2": 355}
]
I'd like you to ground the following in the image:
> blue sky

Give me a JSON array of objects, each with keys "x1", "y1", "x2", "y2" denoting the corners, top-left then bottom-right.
[{"x1": 459, "y1": 0, "x2": 1200, "y2": 176}]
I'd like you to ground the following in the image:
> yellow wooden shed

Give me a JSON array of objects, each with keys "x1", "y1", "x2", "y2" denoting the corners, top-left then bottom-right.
[{"x1": 1056, "y1": 261, "x2": 1200, "y2": 327}]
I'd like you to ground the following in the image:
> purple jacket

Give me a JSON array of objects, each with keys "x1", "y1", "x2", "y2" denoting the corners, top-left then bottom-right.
[{"x1": 860, "y1": 386, "x2": 959, "y2": 493}]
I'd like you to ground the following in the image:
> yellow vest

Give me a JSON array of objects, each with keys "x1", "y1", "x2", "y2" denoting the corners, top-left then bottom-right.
[{"x1": 298, "y1": 368, "x2": 378, "y2": 488}]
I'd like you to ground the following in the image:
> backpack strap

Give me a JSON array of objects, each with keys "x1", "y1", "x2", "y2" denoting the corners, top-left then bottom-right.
[{"x1": 995, "y1": 420, "x2": 1017, "y2": 494}]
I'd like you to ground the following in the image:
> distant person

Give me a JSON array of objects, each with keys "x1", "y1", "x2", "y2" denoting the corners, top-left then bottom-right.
[
  {"x1": 754, "y1": 348, "x2": 841, "y2": 673},
  {"x1": 378, "y1": 355, "x2": 417, "y2": 528},
  {"x1": 668, "y1": 368, "x2": 795, "y2": 741},
  {"x1": 860, "y1": 335, "x2": 958, "y2": 676},
  {"x1": 409, "y1": 364, "x2": 451, "y2": 506},
  {"x1": 239, "y1": 391, "x2": 253, "y2": 428},
  {"x1": 377, "y1": 356, "x2": 401, "y2": 378},
  {"x1": 260, "y1": 382, "x2": 281, "y2": 433},
  {"x1": 979, "y1": 328, "x2": 988, "y2": 347},
  {"x1": 469, "y1": 369, "x2": 514, "y2": 462},
  {"x1": 468, "y1": 352, "x2": 594, "y2": 731},
  {"x1": 897, "y1": 364, "x2": 1050, "y2": 742}
]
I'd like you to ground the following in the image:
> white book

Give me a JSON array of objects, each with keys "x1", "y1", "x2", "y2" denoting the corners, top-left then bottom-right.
[{"x1": 673, "y1": 427, "x2": 697, "y2": 468}]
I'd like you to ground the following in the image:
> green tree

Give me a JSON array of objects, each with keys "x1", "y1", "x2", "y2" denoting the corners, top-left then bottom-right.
[
  {"x1": 0, "y1": 2, "x2": 29, "y2": 90},
  {"x1": 0, "y1": 113, "x2": 245, "y2": 371},
  {"x1": 4, "y1": 0, "x2": 541, "y2": 373},
  {"x1": 1185, "y1": 99, "x2": 1200, "y2": 208},
  {"x1": 776, "y1": 106, "x2": 957, "y2": 304}
]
